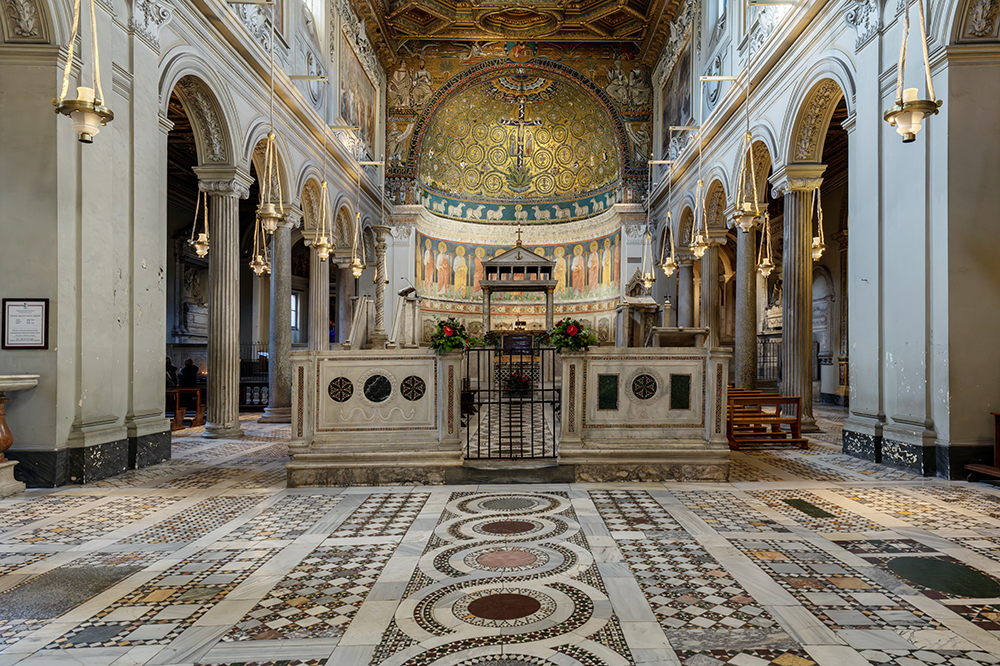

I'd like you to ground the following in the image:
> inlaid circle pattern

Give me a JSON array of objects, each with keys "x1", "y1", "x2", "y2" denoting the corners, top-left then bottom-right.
[
  {"x1": 400, "y1": 375, "x2": 426, "y2": 402},
  {"x1": 479, "y1": 520, "x2": 537, "y2": 535},
  {"x1": 481, "y1": 497, "x2": 538, "y2": 511},
  {"x1": 327, "y1": 377, "x2": 353, "y2": 402},
  {"x1": 465, "y1": 546, "x2": 550, "y2": 573},
  {"x1": 363, "y1": 375, "x2": 392, "y2": 403},
  {"x1": 632, "y1": 373, "x2": 657, "y2": 400},
  {"x1": 452, "y1": 588, "x2": 556, "y2": 627}
]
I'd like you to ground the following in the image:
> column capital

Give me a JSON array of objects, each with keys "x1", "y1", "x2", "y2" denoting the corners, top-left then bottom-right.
[
  {"x1": 676, "y1": 254, "x2": 696, "y2": 267},
  {"x1": 279, "y1": 204, "x2": 303, "y2": 230},
  {"x1": 705, "y1": 228, "x2": 729, "y2": 246},
  {"x1": 194, "y1": 166, "x2": 253, "y2": 199},
  {"x1": 770, "y1": 164, "x2": 826, "y2": 198}
]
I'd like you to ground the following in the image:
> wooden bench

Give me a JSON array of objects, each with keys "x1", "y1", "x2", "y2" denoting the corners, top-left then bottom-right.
[
  {"x1": 166, "y1": 387, "x2": 204, "y2": 431},
  {"x1": 964, "y1": 412, "x2": 1000, "y2": 481},
  {"x1": 727, "y1": 395, "x2": 808, "y2": 450}
]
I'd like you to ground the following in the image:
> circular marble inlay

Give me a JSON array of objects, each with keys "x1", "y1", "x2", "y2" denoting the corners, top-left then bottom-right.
[
  {"x1": 477, "y1": 550, "x2": 537, "y2": 568},
  {"x1": 467, "y1": 593, "x2": 540, "y2": 620},
  {"x1": 400, "y1": 375, "x2": 426, "y2": 401},
  {"x1": 887, "y1": 557, "x2": 1000, "y2": 597},
  {"x1": 461, "y1": 545, "x2": 551, "y2": 574},
  {"x1": 481, "y1": 497, "x2": 538, "y2": 511},
  {"x1": 632, "y1": 373, "x2": 657, "y2": 400},
  {"x1": 363, "y1": 374, "x2": 392, "y2": 403},
  {"x1": 456, "y1": 658, "x2": 547, "y2": 666},
  {"x1": 480, "y1": 520, "x2": 536, "y2": 534},
  {"x1": 451, "y1": 588, "x2": 557, "y2": 628},
  {"x1": 327, "y1": 377, "x2": 353, "y2": 402}
]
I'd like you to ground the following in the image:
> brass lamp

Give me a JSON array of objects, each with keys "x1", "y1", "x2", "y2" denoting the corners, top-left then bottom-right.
[
  {"x1": 757, "y1": 257, "x2": 774, "y2": 277},
  {"x1": 884, "y1": 0, "x2": 941, "y2": 143},
  {"x1": 189, "y1": 190, "x2": 210, "y2": 258},
  {"x1": 53, "y1": 0, "x2": 113, "y2": 143}
]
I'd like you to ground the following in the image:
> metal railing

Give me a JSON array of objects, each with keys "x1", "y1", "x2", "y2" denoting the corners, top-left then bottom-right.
[
  {"x1": 758, "y1": 339, "x2": 781, "y2": 383},
  {"x1": 240, "y1": 342, "x2": 269, "y2": 382},
  {"x1": 462, "y1": 347, "x2": 560, "y2": 460}
]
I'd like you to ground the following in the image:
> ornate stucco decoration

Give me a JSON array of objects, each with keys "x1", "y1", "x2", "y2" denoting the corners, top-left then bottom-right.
[
  {"x1": 199, "y1": 178, "x2": 251, "y2": 199},
  {"x1": 236, "y1": 3, "x2": 272, "y2": 53},
  {"x1": 128, "y1": 0, "x2": 172, "y2": 50},
  {"x1": 176, "y1": 76, "x2": 228, "y2": 163},
  {"x1": 656, "y1": 0, "x2": 697, "y2": 89},
  {"x1": 301, "y1": 180, "x2": 321, "y2": 232},
  {"x1": 792, "y1": 80, "x2": 842, "y2": 163},
  {"x1": 4, "y1": 0, "x2": 43, "y2": 40},
  {"x1": 335, "y1": 0, "x2": 383, "y2": 87},
  {"x1": 964, "y1": 0, "x2": 999, "y2": 38},
  {"x1": 844, "y1": 0, "x2": 880, "y2": 50},
  {"x1": 771, "y1": 176, "x2": 823, "y2": 198},
  {"x1": 705, "y1": 182, "x2": 727, "y2": 228},
  {"x1": 750, "y1": 6, "x2": 779, "y2": 55}
]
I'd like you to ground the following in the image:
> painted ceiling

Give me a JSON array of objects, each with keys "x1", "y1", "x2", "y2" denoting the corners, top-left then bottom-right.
[
  {"x1": 349, "y1": 0, "x2": 686, "y2": 68},
  {"x1": 416, "y1": 69, "x2": 620, "y2": 209}
]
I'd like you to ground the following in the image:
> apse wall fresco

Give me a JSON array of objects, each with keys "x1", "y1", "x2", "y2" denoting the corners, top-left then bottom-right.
[
  {"x1": 386, "y1": 41, "x2": 653, "y2": 219},
  {"x1": 415, "y1": 230, "x2": 621, "y2": 302}
]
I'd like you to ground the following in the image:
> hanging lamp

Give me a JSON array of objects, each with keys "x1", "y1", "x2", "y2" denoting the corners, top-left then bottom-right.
[
  {"x1": 313, "y1": 80, "x2": 333, "y2": 262},
  {"x1": 53, "y1": 0, "x2": 113, "y2": 142},
  {"x1": 350, "y1": 164, "x2": 364, "y2": 278},
  {"x1": 641, "y1": 231, "x2": 656, "y2": 291},
  {"x1": 189, "y1": 189, "x2": 210, "y2": 258},
  {"x1": 689, "y1": 80, "x2": 710, "y2": 260},
  {"x1": 732, "y1": 6, "x2": 764, "y2": 232},
  {"x1": 660, "y1": 216, "x2": 677, "y2": 277},
  {"x1": 257, "y1": 6, "x2": 284, "y2": 234},
  {"x1": 810, "y1": 188, "x2": 826, "y2": 261},
  {"x1": 757, "y1": 211, "x2": 774, "y2": 277},
  {"x1": 884, "y1": 0, "x2": 941, "y2": 142}
]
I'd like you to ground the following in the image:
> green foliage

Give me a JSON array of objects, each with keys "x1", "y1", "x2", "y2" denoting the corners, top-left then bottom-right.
[
  {"x1": 429, "y1": 317, "x2": 475, "y2": 354},
  {"x1": 548, "y1": 318, "x2": 598, "y2": 353}
]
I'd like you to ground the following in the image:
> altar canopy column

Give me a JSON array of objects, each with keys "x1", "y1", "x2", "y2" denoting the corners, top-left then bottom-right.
[
  {"x1": 260, "y1": 210, "x2": 299, "y2": 423},
  {"x1": 308, "y1": 238, "x2": 329, "y2": 351},
  {"x1": 337, "y1": 267, "x2": 355, "y2": 344},
  {"x1": 545, "y1": 287, "x2": 554, "y2": 330},
  {"x1": 483, "y1": 288, "x2": 492, "y2": 332},
  {"x1": 370, "y1": 225, "x2": 390, "y2": 348},
  {"x1": 775, "y1": 166, "x2": 825, "y2": 432},
  {"x1": 197, "y1": 170, "x2": 251, "y2": 438},
  {"x1": 676, "y1": 256, "x2": 695, "y2": 327},
  {"x1": 699, "y1": 233, "x2": 727, "y2": 348},
  {"x1": 734, "y1": 225, "x2": 758, "y2": 388}
]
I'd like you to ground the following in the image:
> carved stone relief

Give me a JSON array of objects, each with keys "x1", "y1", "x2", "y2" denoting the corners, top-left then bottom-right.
[
  {"x1": 302, "y1": 180, "x2": 322, "y2": 231},
  {"x1": 656, "y1": 0, "x2": 697, "y2": 89},
  {"x1": 128, "y1": 0, "x2": 173, "y2": 50},
  {"x1": 236, "y1": 3, "x2": 273, "y2": 53},
  {"x1": 963, "y1": 0, "x2": 999, "y2": 38},
  {"x1": 334, "y1": 0, "x2": 382, "y2": 87},
  {"x1": 844, "y1": 0, "x2": 880, "y2": 49},
  {"x1": 4, "y1": 0, "x2": 43, "y2": 40},
  {"x1": 176, "y1": 76, "x2": 228, "y2": 163},
  {"x1": 706, "y1": 182, "x2": 726, "y2": 228},
  {"x1": 793, "y1": 80, "x2": 842, "y2": 163}
]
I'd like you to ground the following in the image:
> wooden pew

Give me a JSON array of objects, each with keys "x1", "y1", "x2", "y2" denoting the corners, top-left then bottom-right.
[{"x1": 727, "y1": 395, "x2": 808, "y2": 450}]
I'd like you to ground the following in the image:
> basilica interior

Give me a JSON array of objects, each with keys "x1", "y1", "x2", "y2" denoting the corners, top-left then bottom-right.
[{"x1": 2, "y1": 0, "x2": 1000, "y2": 662}]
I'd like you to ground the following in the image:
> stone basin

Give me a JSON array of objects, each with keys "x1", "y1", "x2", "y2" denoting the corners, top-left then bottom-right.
[{"x1": 0, "y1": 375, "x2": 40, "y2": 393}]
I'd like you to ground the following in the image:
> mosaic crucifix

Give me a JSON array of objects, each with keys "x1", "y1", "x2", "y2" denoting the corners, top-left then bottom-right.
[{"x1": 500, "y1": 96, "x2": 542, "y2": 168}]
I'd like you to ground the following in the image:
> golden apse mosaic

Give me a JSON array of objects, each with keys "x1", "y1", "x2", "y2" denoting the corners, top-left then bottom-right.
[{"x1": 385, "y1": 42, "x2": 653, "y2": 222}]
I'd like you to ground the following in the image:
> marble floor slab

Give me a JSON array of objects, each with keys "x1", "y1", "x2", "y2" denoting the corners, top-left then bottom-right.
[{"x1": 1, "y1": 410, "x2": 1000, "y2": 665}]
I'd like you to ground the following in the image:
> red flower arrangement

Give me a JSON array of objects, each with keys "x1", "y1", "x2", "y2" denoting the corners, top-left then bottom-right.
[{"x1": 547, "y1": 318, "x2": 597, "y2": 352}]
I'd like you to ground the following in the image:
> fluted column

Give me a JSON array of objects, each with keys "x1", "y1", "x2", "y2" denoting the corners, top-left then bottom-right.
[
  {"x1": 196, "y1": 169, "x2": 251, "y2": 439},
  {"x1": 699, "y1": 232, "x2": 727, "y2": 348},
  {"x1": 676, "y1": 256, "x2": 695, "y2": 327},
  {"x1": 260, "y1": 211, "x2": 299, "y2": 423},
  {"x1": 774, "y1": 165, "x2": 825, "y2": 432},
  {"x1": 307, "y1": 238, "x2": 330, "y2": 351},
  {"x1": 734, "y1": 224, "x2": 758, "y2": 388},
  {"x1": 370, "y1": 225, "x2": 390, "y2": 348}
]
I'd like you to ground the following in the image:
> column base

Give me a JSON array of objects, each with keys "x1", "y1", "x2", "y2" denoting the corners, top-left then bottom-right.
[
  {"x1": 202, "y1": 424, "x2": 245, "y2": 439},
  {"x1": 370, "y1": 331, "x2": 388, "y2": 348},
  {"x1": 801, "y1": 414, "x2": 820, "y2": 433},
  {"x1": 258, "y1": 407, "x2": 292, "y2": 424},
  {"x1": 0, "y1": 460, "x2": 25, "y2": 497}
]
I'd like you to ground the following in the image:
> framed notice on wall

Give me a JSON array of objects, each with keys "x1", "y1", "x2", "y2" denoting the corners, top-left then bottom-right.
[{"x1": 2, "y1": 299, "x2": 49, "y2": 350}]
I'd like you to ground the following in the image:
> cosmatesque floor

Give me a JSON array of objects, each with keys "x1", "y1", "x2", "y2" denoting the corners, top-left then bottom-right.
[{"x1": 2, "y1": 407, "x2": 1000, "y2": 666}]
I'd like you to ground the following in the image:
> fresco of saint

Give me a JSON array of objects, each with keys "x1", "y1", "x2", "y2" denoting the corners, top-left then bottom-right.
[
  {"x1": 587, "y1": 240, "x2": 600, "y2": 294},
  {"x1": 454, "y1": 246, "x2": 468, "y2": 294},
  {"x1": 436, "y1": 241, "x2": 451, "y2": 292},
  {"x1": 423, "y1": 239, "x2": 434, "y2": 292},
  {"x1": 571, "y1": 245, "x2": 585, "y2": 294},
  {"x1": 473, "y1": 246, "x2": 485, "y2": 292}
]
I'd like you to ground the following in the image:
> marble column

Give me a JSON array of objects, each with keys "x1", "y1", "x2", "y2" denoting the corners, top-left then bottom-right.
[
  {"x1": 483, "y1": 288, "x2": 492, "y2": 331},
  {"x1": 544, "y1": 287, "x2": 554, "y2": 330},
  {"x1": 734, "y1": 224, "x2": 758, "y2": 388},
  {"x1": 370, "y1": 225, "x2": 390, "y2": 348},
  {"x1": 676, "y1": 256, "x2": 695, "y2": 328},
  {"x1": 775, "y1": 166, "x2": 825, "y2": 432},
  {"x1": 337, "y1": 267, "x2": 355, "y2": 344},
  {"x1": 197, "y1": 170, "x2": 251, "y2": 439},
  {"x1": 699, "y1": 233, "x2": 727, "y2": 348},
  {"x1": 307, "y1": 238, "x2": 329, "y2": 351},
  {"x1": 260, "y1": 211, "x2": 299, "y2": 423}
]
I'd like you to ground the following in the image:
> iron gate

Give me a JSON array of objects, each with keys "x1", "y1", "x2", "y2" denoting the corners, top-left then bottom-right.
[{"x1": 461, "y1": 347, "x2": 560, "y2": 459}]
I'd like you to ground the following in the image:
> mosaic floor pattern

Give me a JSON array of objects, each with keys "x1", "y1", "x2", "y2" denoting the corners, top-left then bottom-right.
[{"x1": 1, "y1": 407, "x2": 1000, "y2": 665}]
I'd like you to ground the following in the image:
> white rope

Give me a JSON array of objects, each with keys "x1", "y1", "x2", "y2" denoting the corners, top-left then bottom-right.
[
  {"x1": 58, "y1": 0, "x2": 82, "y2": 102},
  {"x1": 89, "y1": 0, "x2": 104, "y2": 104},
  {"x1": 917, "y1": 0, "x2": 935, "y2": 101},
  {"x1": 896, "y1": 0, "x2": 910, "y2": 103}
]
